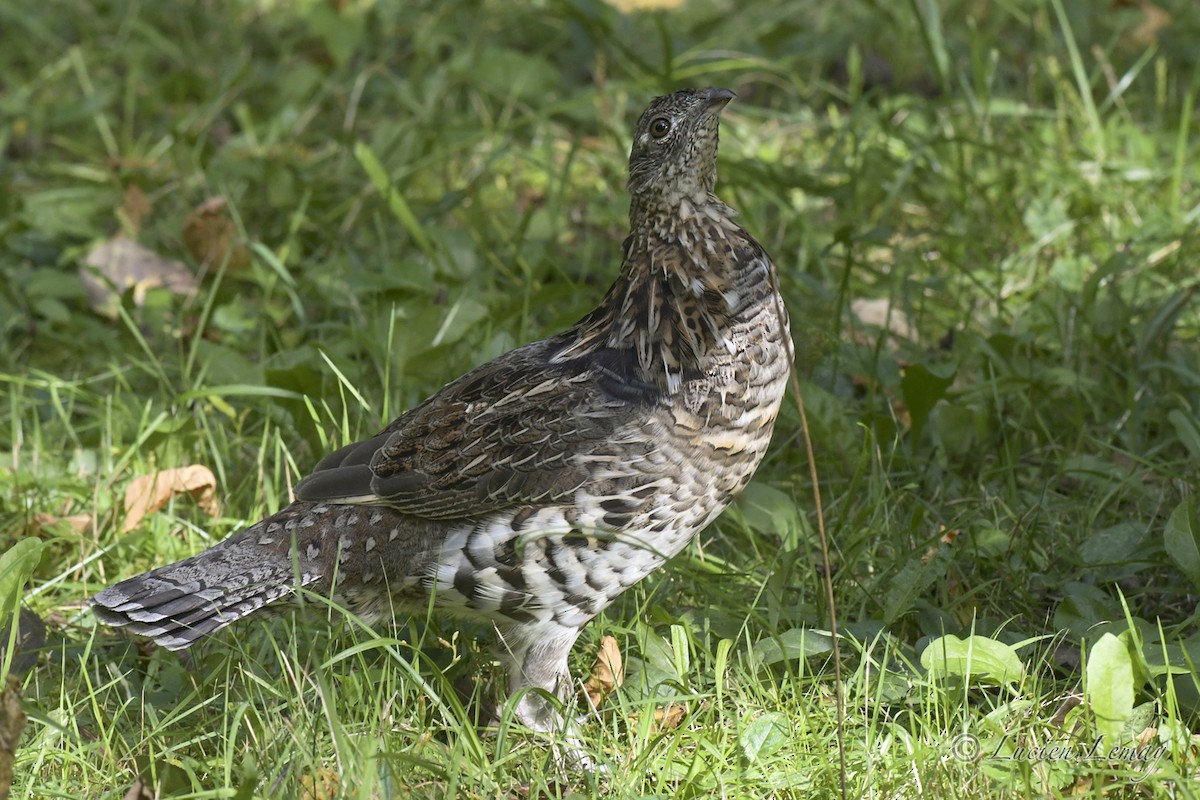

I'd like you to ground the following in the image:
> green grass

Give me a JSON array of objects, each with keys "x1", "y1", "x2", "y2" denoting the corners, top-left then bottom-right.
[{"x1": 3, "y1": 0, "x2": 1200, "y2": 797}]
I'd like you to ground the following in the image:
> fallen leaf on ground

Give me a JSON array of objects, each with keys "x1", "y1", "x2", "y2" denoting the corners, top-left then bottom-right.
[
  {"x1": 300, "y1": 767, "x2": 339, "y2": 800},
  {"x1": 31, "y1": 513, "x2": 93, "y2": 536},
  {"x1": 122, "y1": 777, "x2": 152, "y2": 800},
  {"x1": 629, "y1": 703, "x2": 688, "y2": 734},
  {"x1": 1066, "y1": 777, "x2": 1094, "y2": 795},
  {"x1": 0, "y1": 676, "x2": 26, "y2": 800},
  {"x1": 183, "y1": 196, "x2": 251, "y2": 271},
  {"x1": 850, "y1": 297, "x2": 916, "y2": 343},
  {"x1": 81, "y1": 236, "x2": 198, "y2": 317},
  {"x1": 582, "y1": 635, "x2": 624, "y2": 711},
  {"x1": 651, "y1": 704, "x2": 686, "y2": 732},
  {"x1": 121, "y1": 185, "x2": 153, "y2": 234},
  {"x1": 1125, "y1": 1, "x2": 1171, "y2": 46},
  {"x1": 123, "y1": 466, "x2": 221, "y2": 532},
  {"x1": 603, "y1": 0, "x2": 684, "y2": 10}
]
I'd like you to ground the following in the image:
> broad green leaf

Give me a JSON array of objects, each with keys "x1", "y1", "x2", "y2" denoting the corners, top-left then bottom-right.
[
  {"x1": 1049, "y1": 255, "x2": 1088, "y2": 292},
  {"x1": 620, "y1": 624, "x2": 679, "y2": 702},
  {"x1": 1054, "y1": 582, "x2": 1120, "y2": 638},
  {"x1": 1077, "y1": 522, "x2": 1143, "y2": 565},
  {"x1": 751, "y1": 628, "x2": 834, "y2": 669},
  {"x1": 0, "y1": 540, "x2": 43, "y2": 617},
  {"x1": 429, "y1": 295, "x2": 489, "y2": 349},
  {"x1": 1164, "y1": 499, "x2": 1200, "y2": 590},
  {"x1": 0, "y1": 539, "x2": 44, "y2": 678},
  {"x1": 20, "y1": 186, "x2": 112, "y2": 238},
  {"x1": 930, "y1": 400, "x2": 978, "y2": 458},
  {"x1": 670, "y1": 624, "x2": 690, "y2": 678},
  {"x1": 1142, "y1": 631, "x2": 1200, "y2": 678},
  {"x1": 737, "y1": 483, "x2": 801, "y2": 550},
  {"x1": 472, "y1": 45, "x2": 561, "y2": 101},
  {"x1": 920, "y1": 634, "x2": 1025, "y2": 685},
  {"x1": 882, "y1": 545, "x2": 952, "y2": 624},
  {"x1": 900, "y1": 362, "x2": 956, "y2": 441},
  {"x1": 1158, "y1": 718, "x2": 1193, "y2": 753},
  {"x1": 301, "y1": 1, "x2": 366, "y2": 68},
  {"x1": 1167, "y1": 410, "x2": 1200, "y2": 461},
  {"x1": 1087, "y1": 633, "x2": 1134, "y2": 744},
  {"x1": 740, "y1": 711, "x2": 789, "y2": 762},
  {"x1": 1137, "y1": 288, "x2": 1191, "y2": 359}
]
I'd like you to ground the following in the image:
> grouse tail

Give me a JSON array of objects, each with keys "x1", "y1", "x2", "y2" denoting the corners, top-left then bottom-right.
[{"x1": 90, "y1": 532, "x2": 305, "y2": 651}]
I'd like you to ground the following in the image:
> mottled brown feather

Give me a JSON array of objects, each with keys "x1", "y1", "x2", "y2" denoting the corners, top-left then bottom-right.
[{"x1": 293, "y1": 341, "x2": 648, "y2": 518}]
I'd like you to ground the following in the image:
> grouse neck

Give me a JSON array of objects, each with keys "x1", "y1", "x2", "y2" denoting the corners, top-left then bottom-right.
[
  {"x1": 628, "y1": 190, "x2": 735, "y2": 236},
  {"x1": 551, "y1": 193, "x2": 752, "y2": 394}
]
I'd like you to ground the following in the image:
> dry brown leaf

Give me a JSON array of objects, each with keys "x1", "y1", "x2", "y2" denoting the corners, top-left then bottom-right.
[
  {"x1": 123, "y1": 466, "x2": 221, "y2": 532},
  {"x1": 121, "y1": 185, "x2": 153, "y2": 235},
  {"x1": 1127, "y1": 1, "x2": 1171, "y2": 46},
  {"x1": 0, "y1": 676, "x2": 26, "y2": 800},
  {"x1": 81, "y1": 236, "x2": 198, "y2": 318},
  {"x1": 850, "y1": 297, "x2": 916, "y2": 343},
  {"x1": 31, "y1": 513, "x2": 93, "y2": 536},
  {"x1": 630, "y1": 703, "x2": 688, "y2": 734},
  {"x1": 183, "y1": 196, "x2": 251, "y2": 271},
  {"x1": 1065, "y1": 778, "x2": 1092, "y2": 796},
  {"x1": 582, "y1": 635, "x2": 624, "y2": 711},
  {"x1": 652, "y1": 704, "x2": 686, "y2": 732},
  {"x1": 122, "y1": 777, "x2": 153, "y2": 800},
  {"x1": 604, "y1": 0, "x2": 685, "y2": 10},
  {"x1": 300, "y1": 767, "x2": 339, "y2": 800},
  {"x1": 1049, "y1": 691, "x2": 1084, "y2": 728},
  {"x1": 891, "y1": 397, "x2": 912, "y2": 431},
  {"x1": 938, "y1": 526, "x2": 960, "y2": 545}
]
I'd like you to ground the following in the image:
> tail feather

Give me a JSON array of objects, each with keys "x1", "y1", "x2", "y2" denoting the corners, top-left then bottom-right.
[
  {"x1": 98, "y1": 580, "x2": 225, "y2": 621},
  {"x1": 91, "y1": 531, "x2": 316, "y2": 651},
  {"x1": 93, "y1": 576, "x2": 298, "y2": 650}
]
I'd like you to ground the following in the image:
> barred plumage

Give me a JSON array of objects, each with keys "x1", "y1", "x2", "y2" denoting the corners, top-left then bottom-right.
[{"x1": 92, "y1": 87, "x2": 791, "y2": 759}]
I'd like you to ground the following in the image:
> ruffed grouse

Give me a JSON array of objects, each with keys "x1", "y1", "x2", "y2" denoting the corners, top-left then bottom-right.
[{"x1": 92, "y1": 87, "x2": 791, "y2": 757}]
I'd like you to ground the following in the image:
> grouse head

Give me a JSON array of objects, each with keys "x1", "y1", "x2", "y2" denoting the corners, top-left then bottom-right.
[{"x1": 627, "y1": 87, "x2": 735, "y2": 210}]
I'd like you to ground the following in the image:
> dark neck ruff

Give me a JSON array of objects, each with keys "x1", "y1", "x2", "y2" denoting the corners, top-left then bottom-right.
[{"x1": 553, "y1": 196, "x2": 753, "y2": 390}]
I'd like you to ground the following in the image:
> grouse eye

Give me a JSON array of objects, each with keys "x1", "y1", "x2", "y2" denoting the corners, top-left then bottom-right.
[{"x1": 649, "y1": 117, "x2": 671, "y2": 139}]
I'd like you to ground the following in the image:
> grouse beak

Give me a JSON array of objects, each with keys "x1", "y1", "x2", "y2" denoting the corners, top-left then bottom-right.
[{"x1": 703, "y1": 87, "x2": 736, "y2": 112}]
